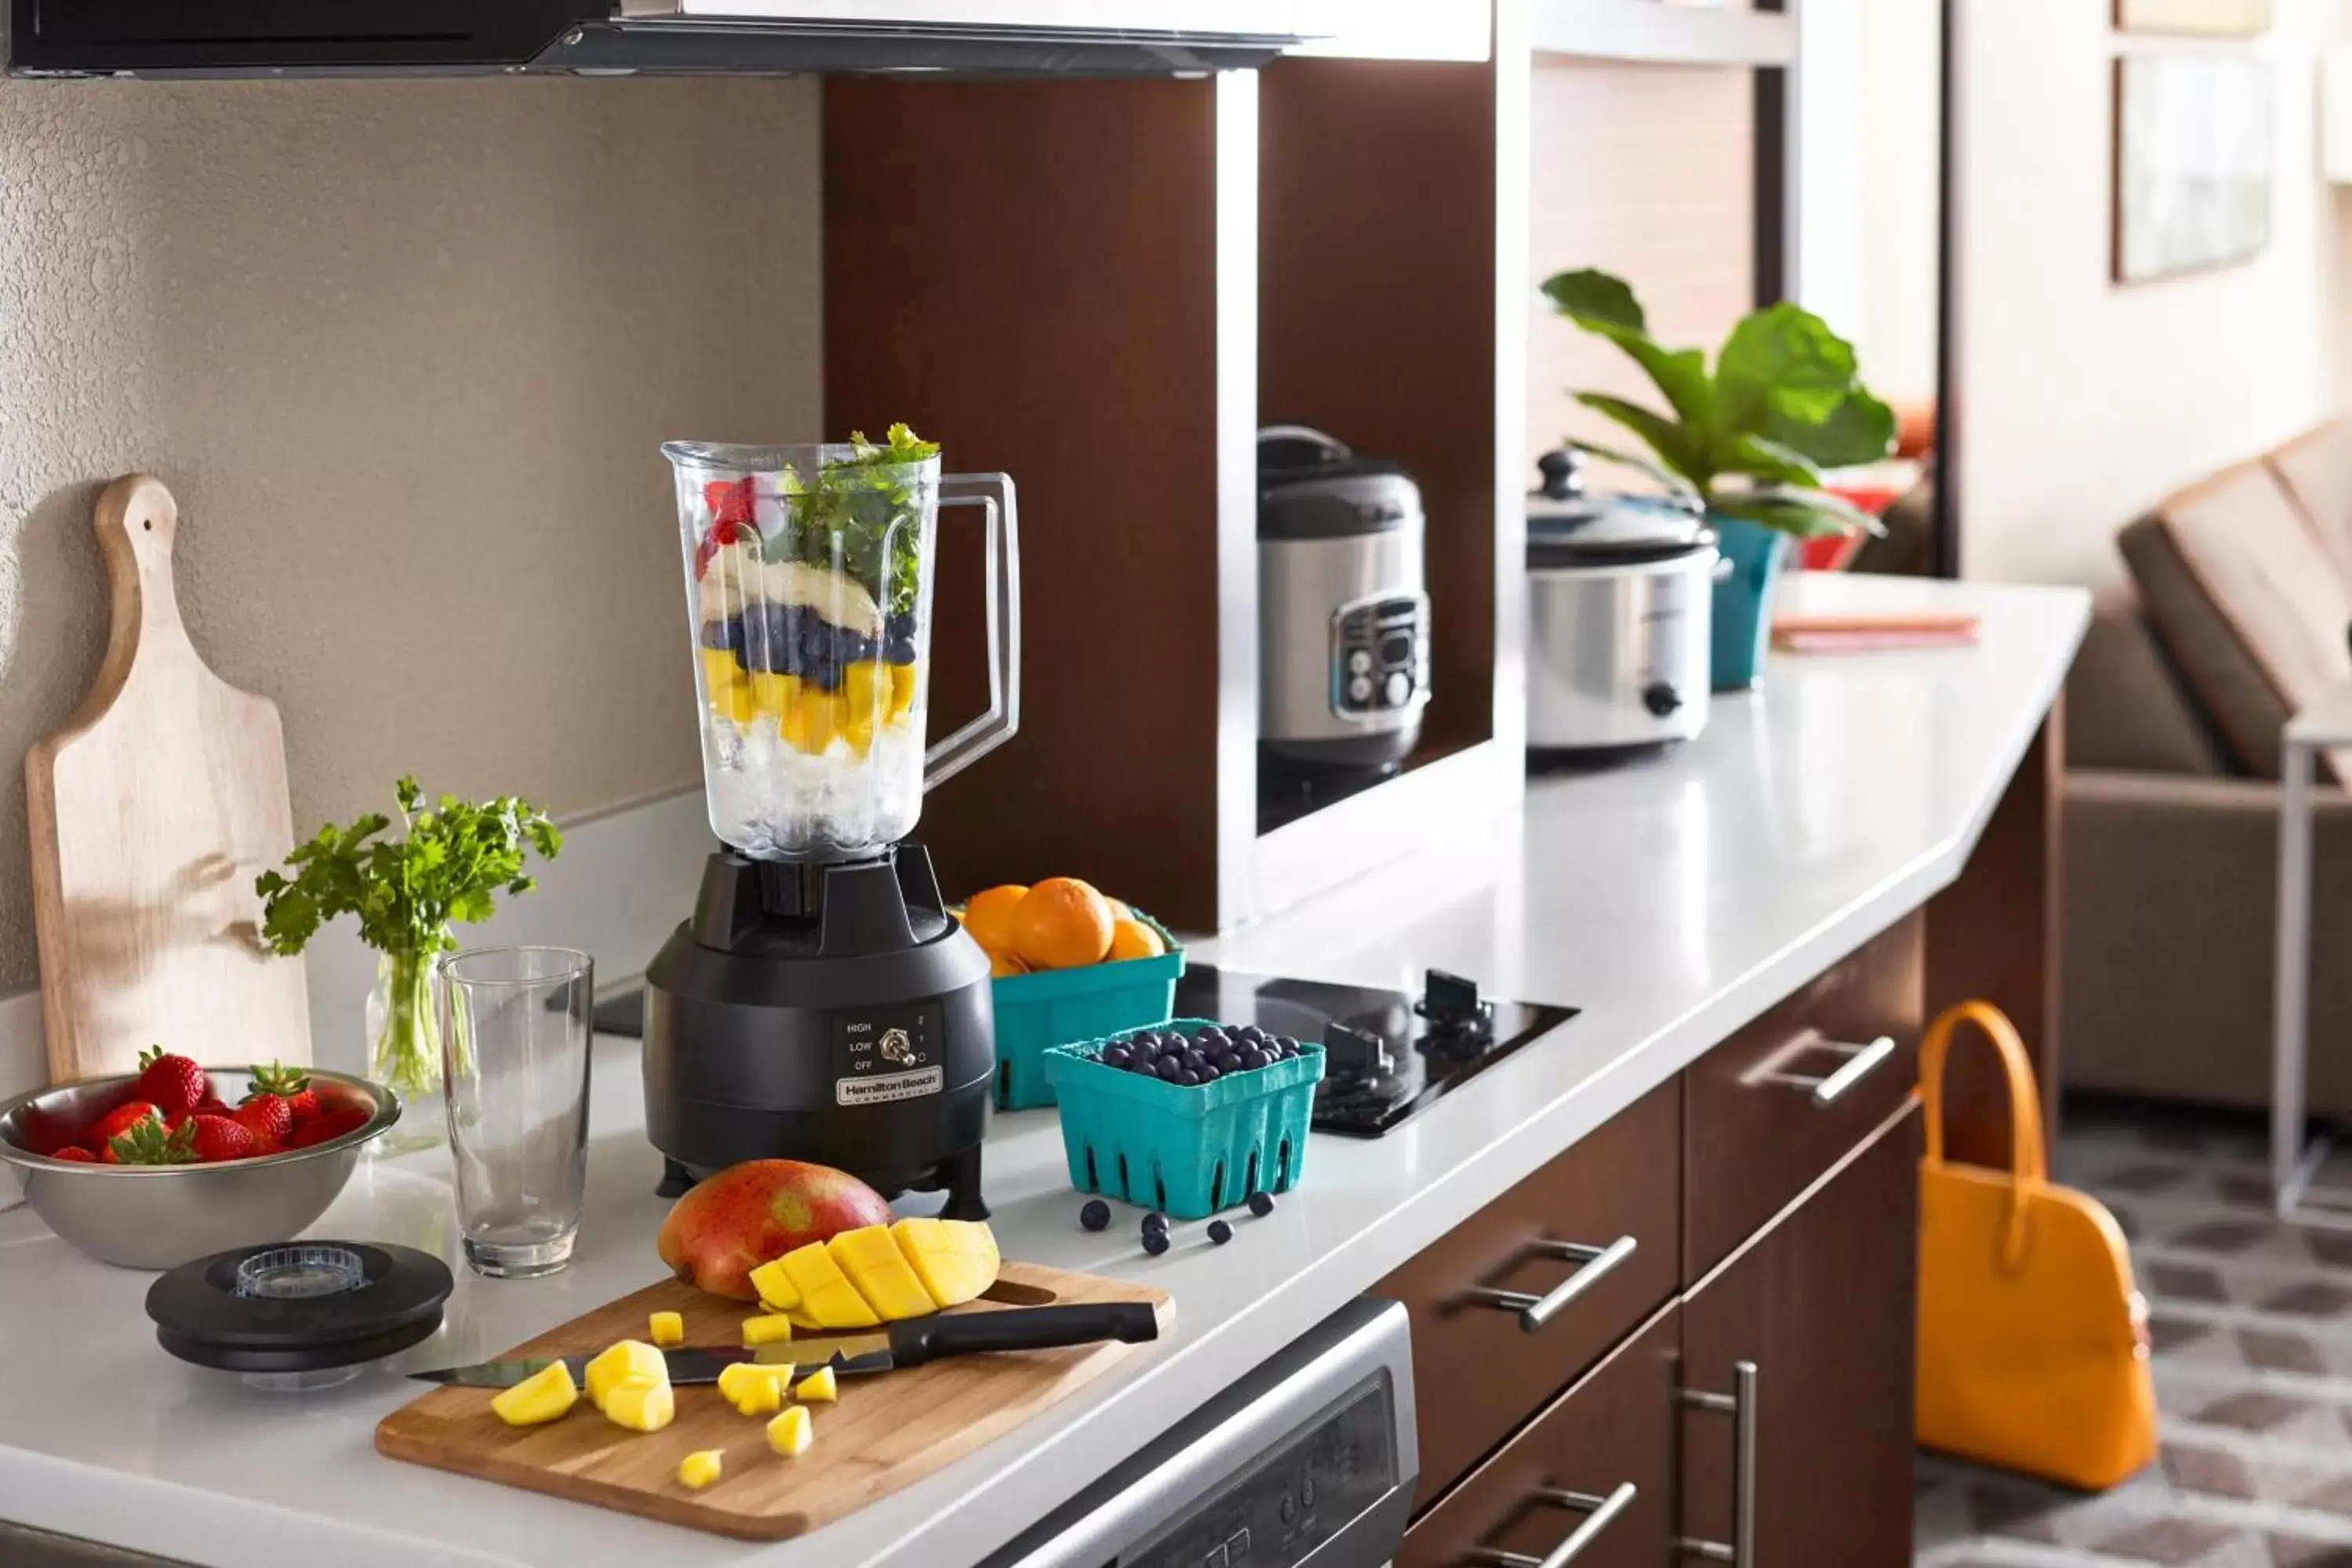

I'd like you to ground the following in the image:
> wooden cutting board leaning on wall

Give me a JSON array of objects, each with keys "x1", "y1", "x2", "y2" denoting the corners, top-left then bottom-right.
[{"x1": 24, "y1": 474, "x2": 311, "y2": 1082}]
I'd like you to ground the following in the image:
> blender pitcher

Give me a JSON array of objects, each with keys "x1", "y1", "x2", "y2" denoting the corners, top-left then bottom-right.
[{"x1": 662, "y1": 438, "x2": 1018, "y2": 861}]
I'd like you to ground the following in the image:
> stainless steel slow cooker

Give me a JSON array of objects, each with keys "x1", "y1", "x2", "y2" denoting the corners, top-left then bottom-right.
[{"x1": 1526, "y1": 450, "x2": 1718, "y2": 756}]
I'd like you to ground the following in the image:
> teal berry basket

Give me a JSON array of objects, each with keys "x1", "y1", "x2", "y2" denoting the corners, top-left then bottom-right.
[
  {"x1": 990, "y1": 910, "x2": 1184, "y2": 1111},
  {"x1": 1043, "y1": 1020, "x2": 1324, "y2": 1219}
]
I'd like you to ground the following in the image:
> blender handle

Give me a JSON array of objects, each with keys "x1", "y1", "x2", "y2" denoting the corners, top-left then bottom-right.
[{"x1": 926, "y1": 473, "x2": 1022, "y2": 789}]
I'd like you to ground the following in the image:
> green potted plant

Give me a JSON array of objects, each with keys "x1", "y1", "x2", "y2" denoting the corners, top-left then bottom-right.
[
  {"x1": 1541, "y1": 268, "x2": 1895, "y2": 689},
  {"x1": 256, "y1": 777, "x2": 561, "y2": 1151}
]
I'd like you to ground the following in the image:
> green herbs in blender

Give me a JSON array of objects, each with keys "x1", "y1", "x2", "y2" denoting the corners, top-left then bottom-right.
[{"x1": 695, "y1": 423, "x2": 939, "y2": 620}]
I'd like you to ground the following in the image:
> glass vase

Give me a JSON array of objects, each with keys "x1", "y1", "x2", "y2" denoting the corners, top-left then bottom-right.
[{"x1": 367, "y1": 946, "x2": 447, "y2": 1154}]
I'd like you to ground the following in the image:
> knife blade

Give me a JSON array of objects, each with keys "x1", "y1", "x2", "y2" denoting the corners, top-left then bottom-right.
[{"x1": 408, "y1": 1301, "x2": 1161, "y2": 1387}]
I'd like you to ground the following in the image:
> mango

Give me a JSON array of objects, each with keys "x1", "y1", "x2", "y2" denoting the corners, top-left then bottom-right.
[
  {"x1": 678, "y1": 1450, "x2": 723, "y2": 1490},
  {"x1": 604, "y1": 1376, "x2": 675, "y2": 1433},
  {"x1": 891, "y1": 1217, "x2": 1001, "y2": 1309},
  {"x1": 888, "y1": 662, "x2": 919, "y2": 721},
  {"x1": 733, "y1": 1376, "x2": 782, "y2": 1417},
  {"x1": 658, "y1": 1160, "x2": 892, "y2": 1302},
  {"x1": 796, "y1": 1365, "x2": 839, "y2": 1404},
  {"x1": 827, "y1": 1225, "x2": 935, "y2": 1321},
  {"x1": 749, "y1": 1258, "x2": 800, "y2": 1315},
  {"x1": 779, "y1": 692, "x2": 843, "y2": 755},
  {"x1": 842, "y1": 660, "x2": 887, "y2": 724},
  {"x1": 777, "y1": 1239, "x2": 882, "y2": 1329},
  {"x1": 585, "y1": 1340, "x2": 667, "y2": 1411},
  {"x1": 750, "y1": 671, "x2": 802, "y2": 717},
  {"x1": 699, "y1": 647, "x2": 741, "y2": 694},
  {"x1": 767, "y1": 1404, "x2": 814, "y2": 1458},
  {"x1": 741, "y1": 1312, "x2": 795, "y2": 1348},
  {"x1": 488, "y1": 1360, "x2": 578, "y2": 1428},
  {"x1": 648, "y1": 1311, "x2": 684, "y2": 1348},
  {"x1": 717, "y1": 1360, "x2": 793, "y2": 1405}
]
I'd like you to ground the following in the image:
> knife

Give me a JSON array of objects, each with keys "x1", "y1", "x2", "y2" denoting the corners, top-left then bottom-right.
[{"x1": 409, "y1": 1302, "x2": 1161, "y2": 1388}]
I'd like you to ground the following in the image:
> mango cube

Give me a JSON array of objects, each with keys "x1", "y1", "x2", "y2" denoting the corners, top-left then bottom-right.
[
  {"x1": 827, "y1": 1225, "x2": 935, "y2": 1322},
  {"x1": 604, "y1": 1376, "x2": 675, "y2": 1433},
  {"x1": 778, "y1": 1240, "x2": 881, "y2": 1329},
  {"x1": 717, "y1": 1360, "x2": 793, "y2": 1407},
  {"x1": 842, "y1": 660, "x2": 887, "y2": 724},
  {"x1": 677, "y1": 1450, "x2": 723, "y2": 1491},
  {"x1": 488, "y1": 1360, "x2": 578, "y2": 1428},
  {"x1": 648, "y1": 1311, "x2": 684, "y2": 1348},
  {"x1": 888, "y1": 662, "x2": 919, "y2": 721},
  {"x1": 731, "y1": 1377, "x2": 782, "y2": 1417},
  {"x1": 891, "y1": 1217, "x2": 1001, "y2": 1309},
  {"x1": 749, "y1": 1258, "x2": 800, "y2": 1314},
  {"x1": 585, "y1": 1340, "x2": 667, "y2": 1411},
  {"x1": 767, "y1": 1404, "x2": 814, "y2": 1458},
  {"x1": 741, "y1": 1312, "x2": 795, "y2": 1348},
  {"x1": 796, "y1": 1365, "x2": 839, "y2": 1404},
  {"x1": 699, "y1": 647, "x2": 741, "y2": 694},
  {"x1": 750, "y1": 671, "x2": 802, "y2": 717}
]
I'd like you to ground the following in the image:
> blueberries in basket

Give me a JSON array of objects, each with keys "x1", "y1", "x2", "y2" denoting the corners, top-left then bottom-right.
[
  {"x1": 1142, "y1": 1229, "x2": 1171, "y2": 1258},
  {"x1": 1214, "y1": 1051, "x2": 1242, "y2": 1074},
  {"x1": 1234, "y1": 1024, "x2": 1266, "y2": 1046},
  {"x1": 1102, "y1": 1045, "x2": 1131, "y2": 1068},
  {"x1": 1273, "y1": 1035, "x2": 1301, "y2": 1057},
  {"x1": 1207, "y1": 1219, "x2": 1235, "y2": 1245},
  {"x1": 1240, "y1": 1048, "x2": 1269, "y2": 1071},
  {"x1": 1197, "y1": 1062, "x2": 1222, "y2": 1083},
  {"x1": 1176, "y1": 1069, "x2": 1200, "y2": 1087},
  {"x1": 1142, "y1": 1210, "x2": 1168, "y2": 1235},
  {"x1": 1155, "y1": 1056, "x2": 1186, "y2": 1083},
  {"x1": 1080, "y1": 1199, "x2": 1111, "y2": 1232},
  {"x1": 1248, "y1": 1191, "x2": 1277, "y2": 1218},
  {"x1": 1130, "y1": 1054, "x2": 1161, "y2": 1076},
  {"x1": 1193, "y1": 1026, "x2": 1230, "y2": 1050}
]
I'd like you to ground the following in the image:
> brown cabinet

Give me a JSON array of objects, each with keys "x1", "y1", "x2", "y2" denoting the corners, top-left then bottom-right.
[
  {"x1": 1682, "y1": 912, "x2": 1925, "y2": 1282},
  {"x1": 1377, "y1": 1080, "x2": 1682, "y2": 1507},
  {"x1": 1679, "y1": 1103, "x2": 1922, "y2": 1568},
  {"x1": 1398, "y1": 1306, "x2": 1679, "y2": 1568}
]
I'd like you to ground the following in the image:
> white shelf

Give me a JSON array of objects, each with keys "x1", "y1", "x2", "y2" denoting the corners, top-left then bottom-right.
[{"x1": 1533, "y1": 0, "x2": 1795, "y2": 68}]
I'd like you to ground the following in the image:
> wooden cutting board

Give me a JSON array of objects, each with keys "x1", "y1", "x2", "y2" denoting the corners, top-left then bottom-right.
[
  {"x1": 377, "y1": 1261, "x2": 1174, "y2": 1541},
  {"x1": 24, "y1": 474, "x2": 311, "y2": 1082}
]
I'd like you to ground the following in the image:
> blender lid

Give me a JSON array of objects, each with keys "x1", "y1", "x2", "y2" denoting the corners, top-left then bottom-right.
[{"x1": 146, "y1": 1240, "x2": 453, "y2": 1374}]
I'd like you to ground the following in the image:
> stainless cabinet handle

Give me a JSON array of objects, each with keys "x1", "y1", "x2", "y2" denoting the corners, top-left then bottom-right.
[
  {"x1": 1750, "y1": 1033, "x2": 1896, "y2": 1105},
  {"x1": 1462, "y1": 1235, "x2": 1639, "y2": 1333},
  {"x1": 1468, "y1": 1482, "x2": 1639, "y2": 1568},
  {"x1": 1677, "y1": 1360, "x2": 1759, "y2": 1567}
]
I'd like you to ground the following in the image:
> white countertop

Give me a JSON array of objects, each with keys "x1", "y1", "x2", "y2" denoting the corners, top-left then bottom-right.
[{"x1": 0, "y1": 574, "x2": 2089, "y2": 1568}]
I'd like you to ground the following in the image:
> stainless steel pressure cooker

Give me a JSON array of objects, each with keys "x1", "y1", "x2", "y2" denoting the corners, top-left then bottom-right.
[{"x1": 1526, "y1": 449, "x2": 1719, "y2": 756}]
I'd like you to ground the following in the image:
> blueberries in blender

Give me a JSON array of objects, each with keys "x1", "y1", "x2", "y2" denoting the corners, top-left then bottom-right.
[
  {"x1": 1080, "y1": 1199, "x2": 1111, "y2": 1232},
  {"x1": 888, "y1": 610, "x2": 918, "y2": 641},
  {"x1": 884, "y1": 635, "x2": 920, "y2": 665},
  {"x1": 699, "y1": 617, "x2": 742, "y2": 651},
  {"x1": 1142, "y1": 1229, "x2": 1171, "y2": 1257},
  {"x1": 837, "y1": 626, "x2": 874, "y2": 665},
  {"x1": 1247, "y1": 1191, "x2": 1276, "y2": 1218},
  {"x1": 1207, "y1": 1219, "x2": 1234, "y2": 1245},
  {"x1": 1142, "y1": 1210, "x2": 1169, "y2": 1236}
]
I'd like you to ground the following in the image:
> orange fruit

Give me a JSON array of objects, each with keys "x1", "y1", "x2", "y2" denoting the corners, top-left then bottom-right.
[
  {"x1": 960, "y1": 885, "x2": 1029, "y2": 955},
  {"x1": 1105, "y1": 896, "x2": 1133, "y2": 923},
  {"x1": 988, "y1": 948, "x2": 1030, "y2": 978},
  {"x1": 1011, "y1": 878, "x2": 1116, "y2": 970},
  {"x1": 1106, "y1": 917, "x2": 1165, "y2": 962}
]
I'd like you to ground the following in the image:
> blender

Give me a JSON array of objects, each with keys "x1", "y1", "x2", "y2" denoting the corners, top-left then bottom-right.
[{"x1": 642, "y1": 434, "x2": 1017, "y2": 1218}]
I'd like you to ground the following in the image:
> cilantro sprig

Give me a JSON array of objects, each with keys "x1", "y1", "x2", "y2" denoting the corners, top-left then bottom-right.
[{"x1": 765, "y1": 423, "x2": 941, "y2": 619}]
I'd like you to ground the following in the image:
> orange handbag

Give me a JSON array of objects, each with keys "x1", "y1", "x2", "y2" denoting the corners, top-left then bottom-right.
[{"x1": 1916, "y1": 1000, "x2": 2158, "y2": 1490}]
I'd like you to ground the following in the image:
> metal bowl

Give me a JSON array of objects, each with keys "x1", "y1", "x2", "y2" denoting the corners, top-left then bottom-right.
[{"x1": 0, "y1": 1068, "x2": 401, "y2": 1270}]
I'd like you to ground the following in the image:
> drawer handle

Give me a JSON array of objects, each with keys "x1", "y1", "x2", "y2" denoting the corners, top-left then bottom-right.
[
  {"x1": 1676, "y1": 1361, "x2": 1759, "y2": 1567},
  {"x1": 1751, "y1": 1032, "x2": 1896, "y2": 1105},
  {"x1": 1467, "y1": 1482, "x2": 1639, "y2": 1568},
  {"x1": 1462, "y1": 1235, "x2": 1639, "y2": 1333}
]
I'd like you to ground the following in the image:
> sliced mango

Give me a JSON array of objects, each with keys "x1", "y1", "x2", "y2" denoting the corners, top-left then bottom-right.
[
  {"x1": 489, "y1": 1360, "x2": 578, "y2": 1428},
  {"x1": 778, "y1": 1238, "x2": 882, "y2": 1329},
  {"x1": 734, "y1": 1376, "x2": 782, "y2": 1417},
  {"x1": 741, "y1": 1312, "x2": 795, "y2": 1348},
  {"x1": 891, "y1": 1217, "x2": 1001, "y2": 1310},
  {"x1": 750, "y1": 671, "x2": 802, "y2": 717},
  {"x1": 678, "y1": 1450, "x2": 723, "y2": 1490},
  {"x1": 779, "y1": 691, "x2": 844, "y2": 755},
  {"x1": 796, "y1": 1365, "x2": 839, "y2": 1404},
  {"x1": 699, "y1": 647, "x2": 742, "y2": 693},
  {"x1": 842, "y1": 660, "x2": 888, "y2": 724},
  {"x1": 748, "y1": 1258, "x2": 800, "y2": 1315},
  {"x1": 604, "y1": 1376, "x2": 675, "y2": 1433},
  {"x1": 768, "y1": 1404, "x2": 814, "y2": 1457},
  {"x1": 888, "y1": 662, "x2": 919, "y2": 721},
  {"x1": 827, "y1": 1225, "x2": 935, "y2": 1321},
  {"x1": 585, "y1": 1340, "x2": 667, "y2": 1411},
  {"x1": 717, "y1": 1360, "x2": 793, "y2": 1406},
  {"x1": 648, "y1": 1310, "x2": 684, "y2": 1348}
]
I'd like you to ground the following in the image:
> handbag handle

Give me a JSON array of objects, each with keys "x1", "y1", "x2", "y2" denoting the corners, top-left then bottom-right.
[{"x1": 1918, "y1": 1000, "x2": 2049, "y2": 1261}]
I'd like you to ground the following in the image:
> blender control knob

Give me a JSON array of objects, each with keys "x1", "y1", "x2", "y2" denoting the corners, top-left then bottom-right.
[{"x1": 1642, "y1": 681, "x2": 1683, "y2": 718}]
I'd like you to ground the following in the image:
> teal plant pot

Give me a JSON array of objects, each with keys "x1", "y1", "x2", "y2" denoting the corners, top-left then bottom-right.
[{"x1": 1709, "y1": 515, "x2": 1788, "y2": 691}]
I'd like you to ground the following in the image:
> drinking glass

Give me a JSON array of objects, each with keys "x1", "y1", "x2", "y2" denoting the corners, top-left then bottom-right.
[{"x1": 437, "y1": 946, "x2": 594, "y2": 1279}]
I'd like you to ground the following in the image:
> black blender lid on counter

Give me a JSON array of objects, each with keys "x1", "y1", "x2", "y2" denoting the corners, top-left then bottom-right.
[
  {"x1": 1527, "y1": 447, "x2": 1714, "y2": 568},
  {"x1": 146, "y1": 1241, "x2": 453, "y2": 1385},
  {"x1": 1258, "y1": 426, "x2": 1421, "y2": 540}
]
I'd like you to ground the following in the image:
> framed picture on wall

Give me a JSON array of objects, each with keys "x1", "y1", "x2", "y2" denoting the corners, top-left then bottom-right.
[
  {"x1": 2114, "y1": 0, "x2": 2271, "y2": 35},
  {"x1": 2112, "y1": 53, "x2": 2272, "y2": 284}
]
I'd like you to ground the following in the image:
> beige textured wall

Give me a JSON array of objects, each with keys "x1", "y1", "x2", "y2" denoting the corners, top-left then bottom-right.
[{"x1": 0, "y1": 77, "x2": 822, "y2": 993}]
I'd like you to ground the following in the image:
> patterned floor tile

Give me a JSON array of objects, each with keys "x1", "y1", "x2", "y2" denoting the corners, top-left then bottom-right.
[
  {"x1": 2168, "y1": 1443, "x2": 2258, "y2": 1499},
  {"x1": 2198, "y1": 1391, "x2": 2316, "y2": 1431},
  {"x1": 2098, "y1": 1516, "x2": 2248, "y2": 1563},
  {"x1": 2156, "y1": 1261, "x2": 2234, "y2": 1302},
  {"x1": 2266, "y1": 1283, "x2": 2352, "y2": 1318}
]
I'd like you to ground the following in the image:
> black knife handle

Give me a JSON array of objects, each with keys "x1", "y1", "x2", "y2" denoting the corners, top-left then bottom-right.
[{"x1": 889, "y1": 1303, "x2": 1160, "y2": 1367}]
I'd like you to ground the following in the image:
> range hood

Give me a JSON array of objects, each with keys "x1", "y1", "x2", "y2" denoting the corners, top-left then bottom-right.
[{"x1": 5, "y1": 1, "x2": 1320, "y2": 78}]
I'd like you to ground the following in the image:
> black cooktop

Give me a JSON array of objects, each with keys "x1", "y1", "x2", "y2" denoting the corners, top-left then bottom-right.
[{"x1": 1173, "y1": 964, "x2": 1576, "y2": 1138}]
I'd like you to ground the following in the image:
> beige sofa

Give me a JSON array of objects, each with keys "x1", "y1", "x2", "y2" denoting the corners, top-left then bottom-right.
[{"x1": 2064, "y1": 420, "x2": 2352, "y2": 1113}]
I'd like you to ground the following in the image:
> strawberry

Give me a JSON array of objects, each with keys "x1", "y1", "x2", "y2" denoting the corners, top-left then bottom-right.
[
  {"x1": 87, "y1": 1099, "x2": 162, "y2": 1154},
  {"x1": 245, "y1": 1062, "x2": 318, "y2": 1125},
  {"x1": 183, "y1": 1113, "x2": 257, "y2": 1163},
  {"x1": 234, "y1": 1094, "x2": 292, "y2": 1146},
  {"x1": 109, "y1": 1118, "x2": 196, "y2": 1166},
  {"x1": 288, "y1": 1107, "x2": 369, "y2": 1149},
  {"x1": 132, "y1": 1046, "x2": 211, "y2": 1118},
  {"x1": 47, "y1": 1145, "x2": 95, "y2": 1163}
]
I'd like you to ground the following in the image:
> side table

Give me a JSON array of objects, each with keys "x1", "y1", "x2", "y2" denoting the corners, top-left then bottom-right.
[{"x1": 2274, "y1": 683, "x2": 2352, "y2": 1225}]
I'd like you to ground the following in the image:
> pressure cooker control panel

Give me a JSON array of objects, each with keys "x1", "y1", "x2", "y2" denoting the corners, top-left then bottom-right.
[{"x1": 1330, "y1": 593, "x2": 1429, "y2": 720}]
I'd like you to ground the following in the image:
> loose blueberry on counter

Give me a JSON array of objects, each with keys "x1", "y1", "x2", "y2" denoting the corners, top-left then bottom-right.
[
  {"x1": 1142, "y1": 1210, "x2": 1168, "y2": 1236},
  {"x1": 1207, "y1": 1219, "x2": 1234, "y2": 1245},
  {"x1": 1142, "y1": 1229, "x2": 1171, "y2": 1257},
  {"x1": 1080, "y1": 1199, "x2": 1111, "y2": 1232},
  {"x1": 1247, "y1": 1191, "x2": 1276, "y2": 1218}
]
